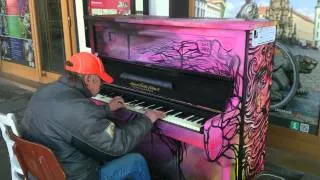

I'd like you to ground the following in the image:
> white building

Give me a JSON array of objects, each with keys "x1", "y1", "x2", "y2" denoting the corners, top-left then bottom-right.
[
  {"x1": 195, "y1": 0, "x2": 226, "y2": 18},
  {"x1": 314, "y1": 0, "x2": 320, "y2": 48},
  {"x1": 195, "y1": 0, "x2": 207, "y2": 17}
]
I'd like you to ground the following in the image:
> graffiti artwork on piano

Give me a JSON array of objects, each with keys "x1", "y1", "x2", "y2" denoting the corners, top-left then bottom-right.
[
  {"x1": 134, "y1": 39, "x2": 238, "y2": 78},
  {"x1": 243, "y1": 42, "x2": 273, "y2": 179},
  {"x1": 91, "y1": 19, "x2": 274, "y2": 179}
]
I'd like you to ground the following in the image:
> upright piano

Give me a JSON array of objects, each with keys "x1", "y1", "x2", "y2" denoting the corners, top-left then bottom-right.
[{"x1": 86, "y1": 15, "x2": 276, "y2": 179}]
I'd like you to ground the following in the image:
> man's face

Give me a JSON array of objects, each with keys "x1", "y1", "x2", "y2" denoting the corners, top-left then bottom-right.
[{"x1": 84, "y1": 75, "x2": 102, "y2": 96}]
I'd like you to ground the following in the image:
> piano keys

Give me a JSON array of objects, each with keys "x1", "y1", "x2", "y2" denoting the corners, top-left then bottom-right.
[{"x1": 92, "y1": 93, "x2": 207, "y2": 132}]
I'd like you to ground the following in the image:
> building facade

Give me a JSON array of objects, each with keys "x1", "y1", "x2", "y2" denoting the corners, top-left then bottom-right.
[
  {"x1": 314, "y1": 0, "x2": 320, "y2": 47},
  {"x1": 194, "y1": 0, "x2": 225, "y2": 18},
  {"x1": 292, "y1": 10, "x2": 314, "y2": 45},
  {"x1": 267, "y1": 0, "x2": 294, "y2": 40},
  {"x1": 259, "y1": 0, "x2": 314, "y2": 45}
]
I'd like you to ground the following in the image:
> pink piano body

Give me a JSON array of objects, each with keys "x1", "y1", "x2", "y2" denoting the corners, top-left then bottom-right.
[{"x1": 87, "y1": 16, "x2": 275, "y2": 180}]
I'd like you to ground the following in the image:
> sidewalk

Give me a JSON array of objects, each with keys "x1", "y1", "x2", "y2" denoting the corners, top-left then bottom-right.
[
  {"x1": 0, "y1": 77, "x2": 35, "y2": 180},
  {"x1": 0, "y1": 77, "x2": 319, "y2": 180}
]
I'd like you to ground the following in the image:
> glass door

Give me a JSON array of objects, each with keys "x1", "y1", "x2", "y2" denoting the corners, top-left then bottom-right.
[{"x1": 36, "y1": 0, "x2": 65, "y2": 74}]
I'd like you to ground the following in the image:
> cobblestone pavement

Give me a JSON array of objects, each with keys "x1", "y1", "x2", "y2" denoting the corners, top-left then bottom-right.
[{"x1": 287, "y1": 46, "x2": 320, "y2": 92}]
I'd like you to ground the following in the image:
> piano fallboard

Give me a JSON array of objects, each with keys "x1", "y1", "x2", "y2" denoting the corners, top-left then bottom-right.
[{"x1": 101, "y1": 57, "x2": 234, "y2": 112}]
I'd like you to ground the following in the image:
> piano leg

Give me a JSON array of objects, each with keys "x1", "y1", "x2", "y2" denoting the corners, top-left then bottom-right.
[{"x1": 222, "y1": 166, "x2": 231, "y2": 180}]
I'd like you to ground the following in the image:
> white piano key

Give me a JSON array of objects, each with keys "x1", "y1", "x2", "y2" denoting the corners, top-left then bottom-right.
[
  {"x1": 93, "y1": 94, "x2": 204, "y2": 132},
  {"x1": 145, "y1": 104, "x2": 156, "y2": 109},
  {"x1": 135, "y1": 102, "x2": 145, "y2": 106},
  {"x1": 185, "y1": 115, "x2": 194, "y2": 120},
  {"x1": 126, "y1": 100, "x2": 139, "y2": 105},
  {"x1": 194, "y1": 118, "x2": 204, "y2": 124},
  {"x1": 173, "y1": 112, "x2": 182, "y2": 116},
  {"x1": 165, "y1": 109, "x2": 174, "y2": 114},
  {"x1": 154, "y1": 106, "x2": 163, "y2": 110}
]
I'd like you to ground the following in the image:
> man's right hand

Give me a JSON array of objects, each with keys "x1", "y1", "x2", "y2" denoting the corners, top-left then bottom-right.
[{"x1": 144, "y1": 110, "x2": 166, "y2": 123}]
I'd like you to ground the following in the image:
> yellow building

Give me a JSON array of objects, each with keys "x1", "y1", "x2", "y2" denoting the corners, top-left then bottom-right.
[{"x1": 292, "y1": 10, "x2": 314, "y2": 45}]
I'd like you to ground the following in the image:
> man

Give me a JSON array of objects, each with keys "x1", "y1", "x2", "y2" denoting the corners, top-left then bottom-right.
[{"x1": 20, "y1": 52, "x2": 165, "y2": 180}]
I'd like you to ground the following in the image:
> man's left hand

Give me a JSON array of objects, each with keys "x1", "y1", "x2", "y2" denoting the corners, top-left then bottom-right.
[{"x1": 108, "y1": 96, "x2": 126, "y2": 111}]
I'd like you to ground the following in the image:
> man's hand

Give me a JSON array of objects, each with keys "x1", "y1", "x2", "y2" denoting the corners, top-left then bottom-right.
[
  {"x1": 108, "y1": 96, "x2": 126, "y2": 111},
  {"x1": 144, "y1": 110, "x2": 166, "y2": 123}
]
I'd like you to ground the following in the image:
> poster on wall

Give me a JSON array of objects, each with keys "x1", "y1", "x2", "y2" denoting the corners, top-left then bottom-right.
[
  {"x1": 89, "y1": 0, "x2": 131, "y2": 15},
  {"x1": 0, "y1": 0, "x2": 34, "y2": 67},
  {"x1": 0, "y1": 36, "x2": 11, "y2": 60},
  {"x1": 193, "y1": 0, "x2": 320, "y2": 134}
]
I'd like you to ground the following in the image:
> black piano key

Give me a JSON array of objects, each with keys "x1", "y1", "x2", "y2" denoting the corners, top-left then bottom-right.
[
  {"x1": 176, "y1": 112, "x2": 192, "y2": 119},
  {"x1": 187, "y1": 116, "x2": 199, "y2": 122},
  {"x1": 103, "y1": 91, "x2": 114, "y2": 97},
  {"x1": 109, "y1": 92, "x2": 122, "y2": 97},
  {"x1": 122, "y1": 95, "x2": 134, "y2": 102},
  {"x1": 197, "y1": 120, "x2": 205, "y2": 125},
  {"x1": 158, "y1": 106, "x2": 171, "y2": 112}
]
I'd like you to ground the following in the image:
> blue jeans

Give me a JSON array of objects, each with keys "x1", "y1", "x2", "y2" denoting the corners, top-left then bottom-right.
[{"x1": 99, "y1": 153, "x2": 151, "y2": 180}]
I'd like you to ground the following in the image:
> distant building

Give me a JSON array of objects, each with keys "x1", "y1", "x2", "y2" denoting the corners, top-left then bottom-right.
[
  {"x1": 194, "y1": 0, "x2": 226, "y2": 18},
  {"x1": 258, "y1": 6, "x2": 268, "y2": 19},
  {"x1": 314, "y1": 0, "x2": 320, "y2": 47},
  {"x1": 292, "y1": 10, "x2": 314, "y2": 45},
  {"x1": 258, "y1": 0, "x2": 314, "y2": 45},
  {"x1": 267, "y1": 0, "x2": 294, "y2": 39}
]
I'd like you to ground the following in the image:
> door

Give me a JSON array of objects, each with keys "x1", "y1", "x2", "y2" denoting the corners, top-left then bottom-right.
[{"x1": 35, "y1": 0, "x2": 77, "y2": 83}]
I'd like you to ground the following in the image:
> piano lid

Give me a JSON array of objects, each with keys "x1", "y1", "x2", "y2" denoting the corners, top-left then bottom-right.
[{"x1": 85, "y1": 15, "x2": 276, "y2": 31}]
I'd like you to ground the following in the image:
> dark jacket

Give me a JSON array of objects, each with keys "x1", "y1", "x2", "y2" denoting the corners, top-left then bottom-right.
[{"x1": 20, "y1": 76, "x2": 152, "y2": 180}]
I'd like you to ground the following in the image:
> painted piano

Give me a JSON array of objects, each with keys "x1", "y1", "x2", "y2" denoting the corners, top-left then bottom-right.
[{"x1": 86, "y1": 15, "x2": 276, "y2": 180}]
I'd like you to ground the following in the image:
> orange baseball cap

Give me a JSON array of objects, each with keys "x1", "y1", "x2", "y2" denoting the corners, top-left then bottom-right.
[{"x1": 65, "y1": 52, "x2": 113, "y2": 84}]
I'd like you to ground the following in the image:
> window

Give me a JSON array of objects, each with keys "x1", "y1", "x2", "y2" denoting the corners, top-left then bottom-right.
[{"x1": 0, "y1": 0, "x2": 35, "y2": 68}]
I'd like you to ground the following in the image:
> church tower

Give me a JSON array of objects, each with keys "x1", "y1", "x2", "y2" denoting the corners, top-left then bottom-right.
[
  {"x1": 314, "y1": 0, "x2": 320, "y2": 48},
  {"x1": 268, "y1": 0, "x2": 292, "y2": 39}
]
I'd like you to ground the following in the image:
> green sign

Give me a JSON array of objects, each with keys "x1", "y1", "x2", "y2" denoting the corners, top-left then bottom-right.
[{"x1": 290, "y1": 121, "x2": 300, "y2": 131}]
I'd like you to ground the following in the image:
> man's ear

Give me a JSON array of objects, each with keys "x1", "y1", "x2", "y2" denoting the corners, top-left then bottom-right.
[{"x1": 83, "y1": 75, "x2": 91, "y2": 86}]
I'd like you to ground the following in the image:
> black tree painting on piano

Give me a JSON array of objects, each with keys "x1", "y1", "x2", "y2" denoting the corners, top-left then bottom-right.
[{"x1": 134, "y1": 39, "x2": 238, "y2": 78}]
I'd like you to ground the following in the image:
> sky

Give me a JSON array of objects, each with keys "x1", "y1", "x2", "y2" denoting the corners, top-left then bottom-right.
[{"x1": 224, "y1": 0, "x2": 318, "y2": 20}]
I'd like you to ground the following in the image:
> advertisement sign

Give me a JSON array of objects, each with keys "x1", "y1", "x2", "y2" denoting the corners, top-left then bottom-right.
[
  {"x1": 89, "y1": 0, "x2": 131, "y2": 16},
  {"x1": 0, "y1": 0, "x2": 34, "y2": 67}
]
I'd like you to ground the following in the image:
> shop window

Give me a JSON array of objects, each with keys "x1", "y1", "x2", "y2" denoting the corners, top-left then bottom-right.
[
  {"x1": 190, "y1": 0, "x2": 320, "y2": 134},
  {"x1": 0, "y1": 0, "x2": 35, "y2": 68}
]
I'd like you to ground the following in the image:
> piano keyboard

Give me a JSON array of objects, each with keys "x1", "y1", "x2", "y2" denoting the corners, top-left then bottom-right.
[{"x1": 92, "y1": 93, "x2": 206, "y2": 132}]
